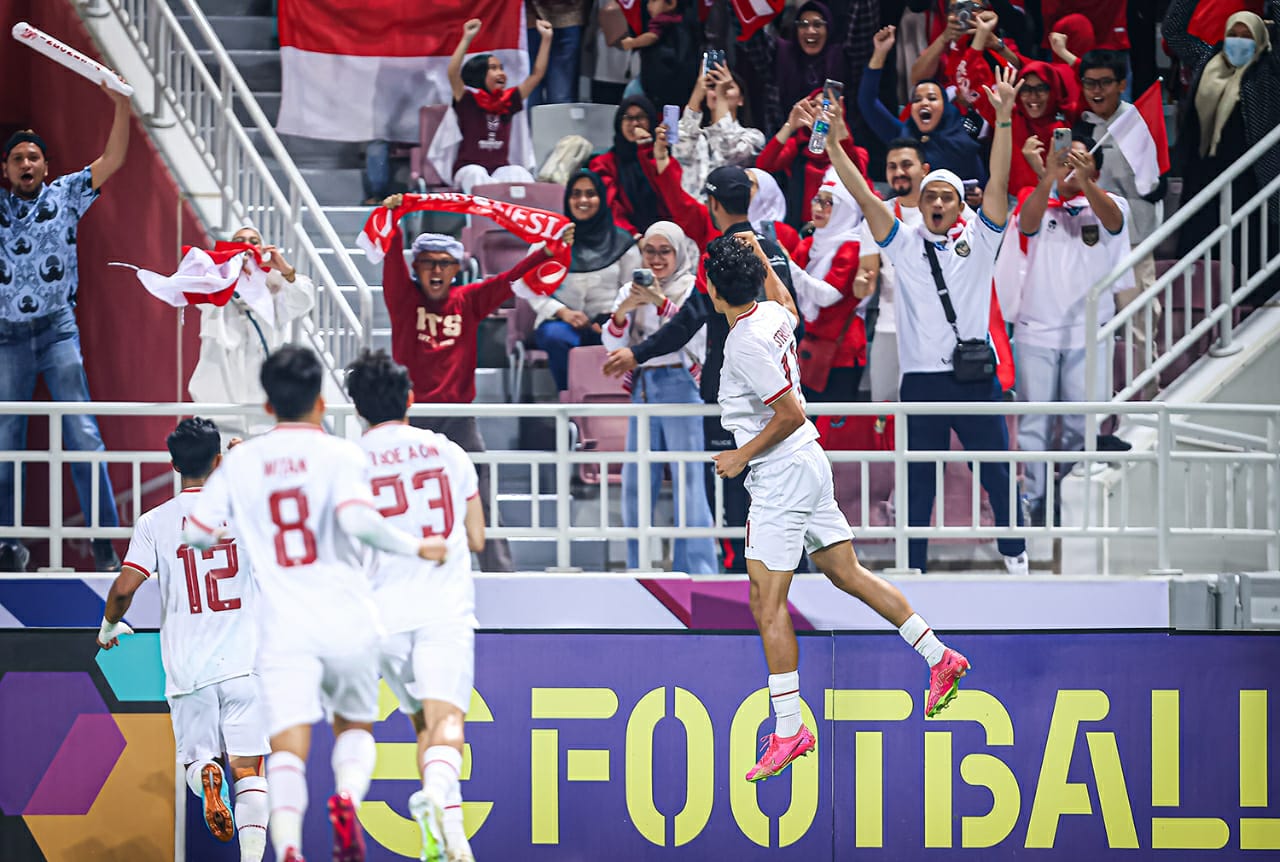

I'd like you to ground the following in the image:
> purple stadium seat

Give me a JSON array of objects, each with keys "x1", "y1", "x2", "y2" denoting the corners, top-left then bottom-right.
[
  {"x1": 565, "y1": 345, "x2": 629, "y2": 485},
  {"x1": 506, "y1": 296, "x2": 548, "y2": 401},
  {"x1": 410, "y1": 105, "x2": 451, "y2": 191}
]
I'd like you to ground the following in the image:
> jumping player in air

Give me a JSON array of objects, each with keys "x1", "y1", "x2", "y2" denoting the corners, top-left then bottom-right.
[
  {"x1": 705, "y1": 233, "x2": 969, "y2": 782},
  {"x1": 97, "y1": 418, "x2": 270, "y2": 861},
  {"x1": 347, "y1": 349, "x2": 485, "y2": 862},
  {"x1": 183, "y1": 346, "x2": 448, "y2": 862}
]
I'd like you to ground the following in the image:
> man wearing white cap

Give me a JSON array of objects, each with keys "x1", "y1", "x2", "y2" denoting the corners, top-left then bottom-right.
[
  {"x1": 378, "y1": 194, "x2": 570, "y2": 572},
  {"x1": 825, "y1": 66, "x2": 1029, "y2": 576}
]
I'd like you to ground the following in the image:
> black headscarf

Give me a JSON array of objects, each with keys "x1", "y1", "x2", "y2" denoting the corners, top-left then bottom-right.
[
  {"x1": 776, "y1": 1, "x2": 845, "y2": 115},
  {"x1": 610, "y1": 95, "x2": 661, "y2": 233},
  {"x1": 461, "y1": 55, "x2": 493, "y2": 91},
  {"x1": 564, "y1": 170, "x2": 636, "y2": 273}
]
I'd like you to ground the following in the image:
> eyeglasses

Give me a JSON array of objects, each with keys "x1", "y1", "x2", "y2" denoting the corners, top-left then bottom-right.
[
  {"x1": 621, "y1": 113, "x2": 649, "y2": 124},
  {"x1": 810, "y1": 197, "x2": 834, "y2": 209},
  {"x1": 1081, "y1": 77, "x2": 1118, "y2": 90},
  {"x1": 1021, "y1": 83, "x2": 1051, "y2": 96},
  {"x1": 641, "y1": 245, "x2": 675, "y2": 256},
  {"x1": 416, "y1": 259, "x2": 458, "y2": 271},
  {"x1": 797, "y1": 19, "x2": 827, "y2": 29}
]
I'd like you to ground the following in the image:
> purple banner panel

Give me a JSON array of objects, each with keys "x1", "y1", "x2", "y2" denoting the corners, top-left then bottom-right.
[{"x1": 208, "y1": 632, "x2": 1278, "y2": 861}]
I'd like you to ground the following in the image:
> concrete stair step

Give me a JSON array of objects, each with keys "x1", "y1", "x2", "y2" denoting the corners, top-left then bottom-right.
[
  {"x1": 200, "y1": 49, "x2": 281, "y2": 92},
  {"x1": 178, "y1": 14, "x2": 278, "y2": 51},
  {"x1": 232, "y1": 91, "x2": 280, "y2": 127}
]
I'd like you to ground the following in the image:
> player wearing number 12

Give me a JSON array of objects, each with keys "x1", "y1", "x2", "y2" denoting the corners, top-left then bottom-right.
[
  {"x1": 347, "y1": 349, "x2": 484, "y2": 862},
  {"x1": 97, "y1": 418, "x2": 269, "y2": 862},
  {"x1": 184, "y1": 346, "x2": 449, "y2": 862}
]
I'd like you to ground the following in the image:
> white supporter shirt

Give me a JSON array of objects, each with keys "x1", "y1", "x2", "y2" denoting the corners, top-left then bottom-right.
[
  {"x1": 1014, "y1": 194, "x2": 1133, "y2": 350},
  {"x1": 124, "y1": 489, "x2": 256, "y2": 698},
  {"x1": 876, "y1": 208, "x2": 1005, "y2": 375},
  {"x1": 719, "y1": 300, "x2": 820, "y2": 466},
  {"x1": 189, "y1": 424, "x2": 381, "y2": 656},
  {"x1": 360, "y1": 423, "x2": 479, "y2": 634}
]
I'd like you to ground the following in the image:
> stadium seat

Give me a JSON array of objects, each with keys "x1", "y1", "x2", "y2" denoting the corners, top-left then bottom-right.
[
  {"x1": 464, "y1": 181, "x2": 567, "y2": 279},
  {"x1": 529, "y1": 103, "x2": 616, "y2": 170},
  {"x1": 410, "y1": 105, "x2": 452, "y2": 191},
  {"x1": 564, "y1": 345, "x2": 628, "y2": 485},
  {"x1": 506, "y1": 295, "x2": 548, "y2": 401}
]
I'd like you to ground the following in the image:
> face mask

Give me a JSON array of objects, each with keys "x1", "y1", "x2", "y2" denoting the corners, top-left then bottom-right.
[{"x1": 1223, "y1": 36, "x2": 1257, "y2": 68}]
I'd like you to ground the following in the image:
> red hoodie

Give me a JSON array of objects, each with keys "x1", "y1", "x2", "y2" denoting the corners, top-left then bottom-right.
[
  {"x1": 969, "y1": 59, "x2": 1077, "y2": 196},
  {"x1": 793, "y1": 237, "x2": 866, "y2": 369},
  {"x1": 756, "y1": 92, "x2": 870, "y2": 224}
]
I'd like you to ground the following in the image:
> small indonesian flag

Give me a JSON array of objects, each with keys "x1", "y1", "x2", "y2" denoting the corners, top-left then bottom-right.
[
  {"x1": 1104, "y1": 82, "x2": 1170, "y2": 197},
  {"x1": 618, "y1": 0, "x2": 643, "y2": 36},
  {"x1": 731, "y1": 0, "x2": 785, "y2": 40},
  {"x1": 133, "y1": 243, "x2": 276, "y2": 325}
]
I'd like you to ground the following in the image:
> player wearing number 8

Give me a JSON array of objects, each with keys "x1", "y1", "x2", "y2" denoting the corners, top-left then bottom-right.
[
  {"x1": 347, "y1": 349, "x2": 485, "y2": 862},
  {"x1": 183, "y1": 346, "x2": 448, "y2": 862},
  {"x1": 97, "y1": 418, "x2": 270, "y2": 861}
]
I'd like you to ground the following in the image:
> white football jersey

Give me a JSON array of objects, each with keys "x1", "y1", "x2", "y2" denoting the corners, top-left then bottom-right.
[
  {"x1": 360, "y1": 423, "x2": 479, "y2": 634},
  {"x1": 719, "y1": 300, "x2": 820, "y2": 466},
  {"x1": 189, "y1": 424, "x2": 381, "y2": 655},
  {"x1": 123, "y1": 489, "x2": 256, "y2": 698}
]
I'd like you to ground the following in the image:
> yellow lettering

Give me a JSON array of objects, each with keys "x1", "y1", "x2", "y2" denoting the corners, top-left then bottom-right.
[
  {"x1": 624, "y1": 687, "x2": 714, "y2": 847},
  {"x1": 1149, "y1": 690, "x2": 1230, "y2": 849},
  {"x1": 1240, "y1": 690, "x2": 1280, "y2": 850},
  {"x1": 530, "y1": 687, "x2": 618, "y2": 845},
  {"x1": 730, "y1": 688, "x2": 819, "y2": 847},
  {"x1": 1026, "y1": 690, "x2": 1137, "y2": 849},
  {"x1": 825, "y1": 689, "x2": 912, "y2": 848},
  {"x1": 416, "y1": 307, "x2": 428, "y2": 331},
  {"x1": 923, "y1": 690, "x2": 1020, "y2": 849}
]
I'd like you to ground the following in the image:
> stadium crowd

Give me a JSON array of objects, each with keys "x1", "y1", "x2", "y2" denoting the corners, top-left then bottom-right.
[{"x1": 3, "y1": 0, "x2": 1280, "y2": 577}]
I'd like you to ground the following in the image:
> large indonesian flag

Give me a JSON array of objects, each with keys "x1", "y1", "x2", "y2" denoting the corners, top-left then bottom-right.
[
  {"x1": 275, "y1": 0, "x2": 529, "y2": 144},
  {"x1": 132, "y1": 243, "x2": 277, "y2": 323},
  {"x1": 1104, "y1": 82, "x2": 1170, "y2": 197}
]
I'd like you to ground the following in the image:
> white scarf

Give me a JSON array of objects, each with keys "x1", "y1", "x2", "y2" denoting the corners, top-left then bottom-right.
[{"x1": 806, "y1": 169, "x2": 864, "y2": 279}]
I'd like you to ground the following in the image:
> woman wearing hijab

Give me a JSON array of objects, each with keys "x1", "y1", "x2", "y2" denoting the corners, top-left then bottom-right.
[
  {"x1": 756, "y1": 90, "x2": 871, "y2": 226},
  {"x1": 860, "y1": 26, "x2": 986, "y2": 184},
  {"x1": 672, "y1": 64, "x2": 766, "y2": 203},
  {"x1": 446, "y1": 17, "x2": 552, "y2": 192},
  {"x1": 968, "y1": 59, "x2": 1076, "y2": 196},
  {"x1": 601, "y1": 221, "x2": 716, "y2": 574},
  {"x1": 746, "y1": 168, "x2": 801, "y2": 253},
  {"x1": 791, "y1": 172, "x2": 870, "y2": 401},
  {"x1": 515, "y1": 170, "x2": 640, "y2": 392},
  {"x1": 589, "y1": 96, "x2": 673, "y2": 237},
  {"x1": 1166, "y1": 3, "x2": 1280, "y2": 299}
]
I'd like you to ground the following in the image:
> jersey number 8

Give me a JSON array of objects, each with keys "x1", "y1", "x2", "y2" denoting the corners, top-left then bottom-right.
[{"x1": 268, "y1": 488, "x2": 319, "y2": 567}]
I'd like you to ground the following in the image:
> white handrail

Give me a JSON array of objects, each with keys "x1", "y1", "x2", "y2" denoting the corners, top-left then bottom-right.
[
  {"x1": 81, "y1": 0, "x2": 373, "y2": 392},
  {"x1": 1083, "y1": 121, "x2": 1280, "y2": 407},
  {"x1": 3, "y1": 401, "x2": 1276, "y2": 575}
]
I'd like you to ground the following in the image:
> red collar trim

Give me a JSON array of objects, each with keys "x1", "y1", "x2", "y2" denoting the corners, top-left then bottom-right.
[
  {"x1": 730, "y1": 302, "x2": 760, "y2": 328},
  {"x1": 270, "y1": 422, "x2": 325, "y2": 432}
]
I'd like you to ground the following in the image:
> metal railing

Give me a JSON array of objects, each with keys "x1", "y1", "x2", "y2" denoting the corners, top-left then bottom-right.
[
  {"x1": 1084, "y1": 122, "x2": 1280, "y2": 406},
  {"x1": 3, "y1": 401, "x2": 1276, "y2": 575},
  {"x1": 78, "y1": 0, "x2": 374, "y2": 391}
]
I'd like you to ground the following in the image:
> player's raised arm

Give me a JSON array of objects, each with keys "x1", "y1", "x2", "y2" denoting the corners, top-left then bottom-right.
[{"x1": 734, "y1": 232, "x2": 798, "y2": 322}]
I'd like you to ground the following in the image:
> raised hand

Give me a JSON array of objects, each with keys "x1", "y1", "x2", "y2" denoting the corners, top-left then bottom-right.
[
  {"x1": 560, "y1": 224, "x2": 576, "y2": 247},
  {"x1": 824, "y1": 97, "x2": 849, "y2": 145},
  {"x1": 1065, "y1": 148, "x2": 1097, "y2": 182},
  {"x1": 788, "y1": 96, "x2": 817, "y2": 130},
  {"x1": 535, "y1": 18, "x2": 553, "y2": 38},
  {"x1": 974, "y1": 10, "x2": 999, "y2": 35},
  {"x1": 382, "y1": 193, "x2": 404, "y2": 210},
  {"x1": 708, "y1": 64, "x2": 734, "y2": 91},
  {"x1": 463, "y1": 18, "x2": 482, "y2": 38},
  {"x1": 982, "y1": 64, "x2": 1022, "y2": 119},
  {"x1": 872, "y1": 25, "x2": 896, "y2": 56},
  {"x1": 1049, "y1": 32, "x2": 1068, "y2": 55}
]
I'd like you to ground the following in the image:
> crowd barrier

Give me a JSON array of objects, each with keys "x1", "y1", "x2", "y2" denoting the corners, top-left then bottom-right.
[{"x1": 1, "y1": 628, "x2": 1276, "y2": 860}]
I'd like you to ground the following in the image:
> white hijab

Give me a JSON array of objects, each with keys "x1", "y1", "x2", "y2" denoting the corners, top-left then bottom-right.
[
  {"x1": 642, "y1": 221, "x2": 699, "y2": 303},
  {"x1": 747, "y1": 168, "x2": 787, "y2": 231},
  {"x1": 806, "y1": 168, "x2": 864, "y2": 280}
]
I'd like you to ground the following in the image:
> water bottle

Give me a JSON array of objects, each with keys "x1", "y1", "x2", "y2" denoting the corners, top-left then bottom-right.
[{"x1": 808, "y1": 99, "x2": 831, "y2": 154}]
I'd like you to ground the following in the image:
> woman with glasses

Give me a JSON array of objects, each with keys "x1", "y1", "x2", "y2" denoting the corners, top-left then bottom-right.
[
  {"x1": 516, "y1": 170, "x2": 640, "y2": 391},
  {"x1": 601, "y1": 221, "x2": 716, "y2": 573},
  {"x1": 589, "y1": 96, "x2": 673, "y2": 237}
]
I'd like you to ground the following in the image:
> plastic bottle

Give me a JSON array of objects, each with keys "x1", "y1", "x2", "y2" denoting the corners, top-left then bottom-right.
[{"x1": 808, "y1": 99, "x2": 831, "y2": 154}]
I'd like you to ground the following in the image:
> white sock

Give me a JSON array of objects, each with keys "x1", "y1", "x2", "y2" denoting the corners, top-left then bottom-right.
[
  {"x1": 234, "y1": 775, "x2": 269, "y2": 862},
  {"x1": 768, "y1": 671, "x2": 802, "y2": 738},
  {"x1": 266, "y1": 751, "x2": 307, "y2": 862},
  {"x1": 185, "y1": 759, "x2": 219, "y2": 797},
  {"x1": 422, "y1": 745, "x2": 462, "y2": 800},
  {"x1": 899, "y1": 612, "x2": 946, "y2": 667},
  {"x1": 331, "y1": 729, "x2": 377, "y2": 807},
  {"x1": 444, "y1": 782, "x2": 469, "y2": 848}
]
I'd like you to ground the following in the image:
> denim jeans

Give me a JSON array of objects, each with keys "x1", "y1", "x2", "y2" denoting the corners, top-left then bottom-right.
[
  {"x1": 363, "y1": 139, "x2": 390, "y2": 202},
  {"x1": 525, "y1": 25, "x2": 583, "y2": 111},
  {"x1": 1015, "y1": 343, "x2": 1107, "y2": 507},
  {"x1": 0, "y1": 307, "x2": 120, "y2": 542},
  {"x1": 623, "y1": 366, "x2": 717, "y2": 573}
]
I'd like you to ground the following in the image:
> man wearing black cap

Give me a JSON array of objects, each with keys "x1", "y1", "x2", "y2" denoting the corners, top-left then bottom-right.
[
  {"x1": 603, "y1": 162, "x2": 798, "y2": 573},
  {"x1": 0, "y1": 82, "x2": 132, "y2": 572}
]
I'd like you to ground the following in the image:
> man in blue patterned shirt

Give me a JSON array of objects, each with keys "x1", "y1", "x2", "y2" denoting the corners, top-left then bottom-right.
[{"x1": 0, "y1": 83, "x2": 132, "y2": 572}]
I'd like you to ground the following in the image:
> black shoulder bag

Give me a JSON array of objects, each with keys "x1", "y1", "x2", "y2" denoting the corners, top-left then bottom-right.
[{"x1": 923, "y1": 240, "x2": 996, "y2": 384}]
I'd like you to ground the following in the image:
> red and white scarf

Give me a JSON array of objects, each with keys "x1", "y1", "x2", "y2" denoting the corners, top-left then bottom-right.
[
  {"x1": 128, "y1": 242, "x2": 276, "y2": 323},
  {"x1": 357, "y1": 192, "x2": 572, "y2": 294}
]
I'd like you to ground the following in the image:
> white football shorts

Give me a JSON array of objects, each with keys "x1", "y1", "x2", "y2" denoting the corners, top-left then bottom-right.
[
  {"x1": 256, "y1": 646, "x2": 380, "y2": 736},
  {"x1": 744, "y1": 440, "x2": 854, "y2": 572},
  {"x1": 379, "y1": 623, "x2": 476, "y2": 716},
  {"x1": 168, "y1": 673, "x2": 270, "y2": 763}
]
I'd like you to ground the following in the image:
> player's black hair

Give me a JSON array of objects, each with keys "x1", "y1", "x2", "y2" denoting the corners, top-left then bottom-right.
[
  {"x1": 705, "y1": 235, "x2": 766, "y2": 307},
  {"x1": 1079, "y1": 50, "x2": 1128, "y2": 82},
  {"x1": 167, "y1": 417, "x2": 221, "y2": 479},
  {"x1": 345, "y1": 349, "x2": 412, "y2": 427},
  {"x1": 259, "y1": 345, "x2": 323, "y2": 421},
  {"x1": 885, "y1": 137, "x2": 928, "y2": 165}
]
